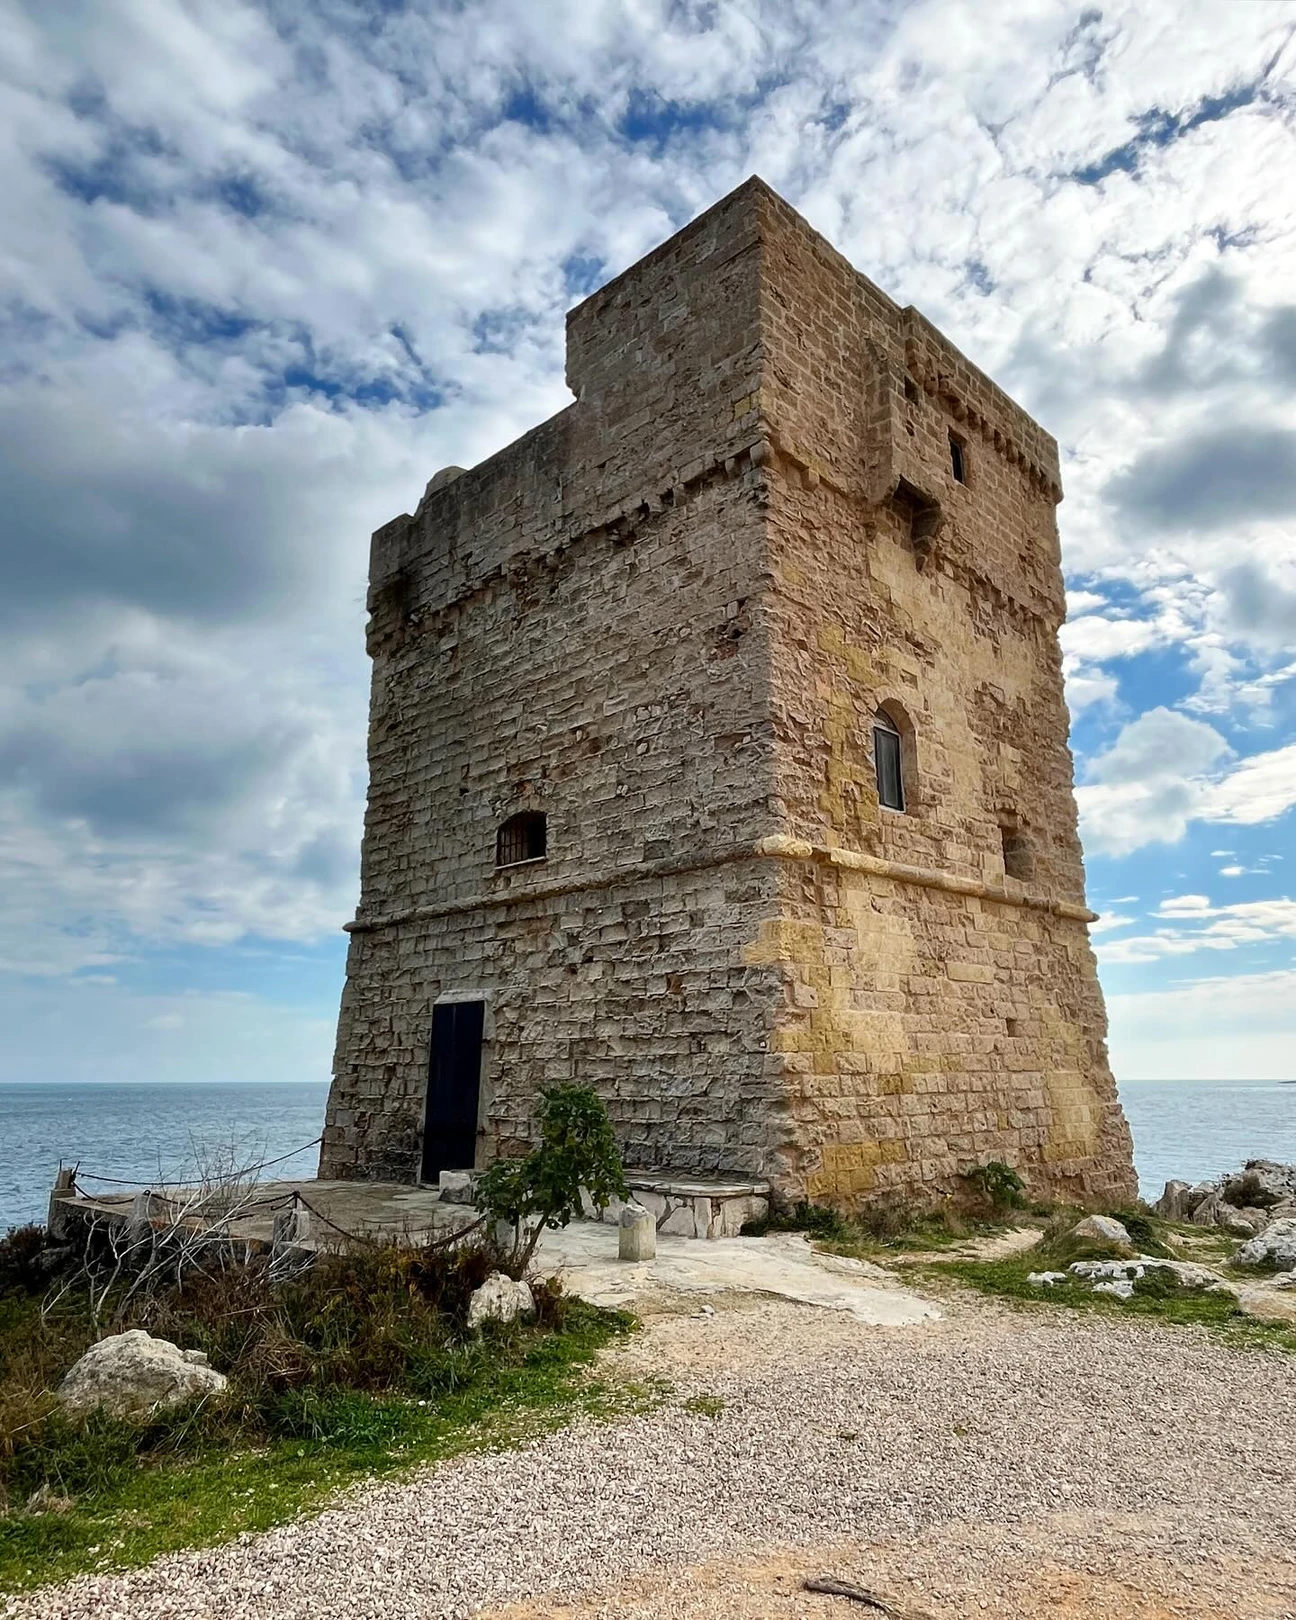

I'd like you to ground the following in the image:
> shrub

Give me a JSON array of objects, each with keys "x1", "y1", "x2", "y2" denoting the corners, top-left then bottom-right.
[
  {"x1": 1108, "y1": 1209, "x2": 1171, "y2": 1258},
  {"x1": 962, "y1": 1161, "x2": 1027, "y2": 1213},
  {"x1": 0, "y1": 1229, "x2": 605, "y2": 1514},
  {"x1": 475, "y1": 1085, "x2": 628, "y2": 1269},
  {"x1": 742, "y1": 1200, "x2": 847, "y2": 1239},
  {"x1": 0, "y1": 1226, "x2": 52, "y2": 1299}
]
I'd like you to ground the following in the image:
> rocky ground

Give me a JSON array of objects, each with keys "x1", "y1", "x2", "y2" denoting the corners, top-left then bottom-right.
[{"x1": 9, "y1": 1291, "x2": 1294, "y2": 1620}]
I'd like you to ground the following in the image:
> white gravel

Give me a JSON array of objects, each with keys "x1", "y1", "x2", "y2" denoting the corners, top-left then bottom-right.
[{"x1": 7, "y1": 1299, "x2": 1295, "y2": 1620}]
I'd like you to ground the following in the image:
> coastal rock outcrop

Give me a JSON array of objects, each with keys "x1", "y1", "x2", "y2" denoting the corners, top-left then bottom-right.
[
  {"x1": 58, "y1": 1330, "x2": 227, "y2": 1417},
  {"x1": 1155, "y1": 1160, "x2": 1296, "y2": 1237}
]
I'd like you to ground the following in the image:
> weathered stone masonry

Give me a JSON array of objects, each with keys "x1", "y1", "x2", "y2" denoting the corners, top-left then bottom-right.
[{"x1": 320, "y1": 177, "x2": 1137, "y2": 1209}]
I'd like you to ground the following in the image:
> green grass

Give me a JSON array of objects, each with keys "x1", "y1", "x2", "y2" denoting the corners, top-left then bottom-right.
[
  {"x1": 743, "y1": 1196, "x2": 1022, "y2": 1259},
  {"x1": 921, "y1": 1223, "x2": 1296, "y2": 1354},
  {"x1": 0, "y1": 1300, "x2": 636, "y2": 1594},
  {"x1": 823, "y1": 1213, "x2": 1011, "y2": 1258}
]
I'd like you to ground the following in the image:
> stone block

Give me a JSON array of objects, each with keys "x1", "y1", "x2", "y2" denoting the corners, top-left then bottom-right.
[{"x1": 618, "y1": 1204, "x2": 656, "y2": 1261}]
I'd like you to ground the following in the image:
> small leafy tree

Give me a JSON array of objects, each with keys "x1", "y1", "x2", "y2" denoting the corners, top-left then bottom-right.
[{"x1": 474, "y1": 1085, "x2": 629, "y2": 1271}]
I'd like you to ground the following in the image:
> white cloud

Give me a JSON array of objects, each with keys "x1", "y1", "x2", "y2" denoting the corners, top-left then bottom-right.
[
  {"x1": 1059, "y1": 614, "x2": 1165, "y2": 664},
  {"x1": 1077, "y1": 707, "x2": 1229, "y2": 854},
  {"x1": 1108, "y1": 968, "x2": 1296, "y2": 1081},
  {"x1": 1202, "y1": 743, "x2": 1296, "y2": 826},
  {"x1": 1063, "y1": 662, "x2": 1119, "y2": 715},
  {"x1": 1088, "y1": 707, "x2": 1230, "y2": 784},
  {"x1": 1089, "y1": 911, "x2": 1136, "y2": 934},
  {"x1": 1097, "y1": 897, "x2": 1296, "y2": 963},
  {"x1": 1078, "y1": 708, "x2": 1296, "y2": 856},
  {"x1": 1157, "y1": 894, "x2": 1212, "y2": 916},
  {"x1": 0, "y1": 0, "x2": 1293, "y2": 1089}
]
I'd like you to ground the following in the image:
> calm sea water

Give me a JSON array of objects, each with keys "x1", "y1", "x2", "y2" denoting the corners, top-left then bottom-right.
[
  {"x1": 1118, "y1": 1078, "x2": 1296, "y2": 1200},
  {"x1": 0, "y1": 1082, "x2": 329, "y2": 1232},
  {"x1": 1, "y1": 1077, "x2": 1293, "y2": 1231}
]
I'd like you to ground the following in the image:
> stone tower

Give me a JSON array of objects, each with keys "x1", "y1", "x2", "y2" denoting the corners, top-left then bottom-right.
[{"x1": 320, "y1": 177, "x2": 1137, "y2": 1210}]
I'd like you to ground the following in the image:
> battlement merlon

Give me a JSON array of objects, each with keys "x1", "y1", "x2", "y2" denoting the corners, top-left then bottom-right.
[{"x1": 368, "y1": 176, "x2": 1062, "y2": 630}]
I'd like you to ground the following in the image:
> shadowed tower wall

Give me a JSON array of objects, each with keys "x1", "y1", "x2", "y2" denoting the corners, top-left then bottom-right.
[{"x1": 321, "y1": 178, "x2": 1136, "y2": 1210}]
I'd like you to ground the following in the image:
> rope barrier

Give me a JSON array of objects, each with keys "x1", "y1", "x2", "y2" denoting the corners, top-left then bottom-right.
[
  {"x1": 55, "y1": 1136, "x2": 488, "y2": 1254},
  {"x1": 65, "y1": 1135, "x2": 324, "y2": 1190}
]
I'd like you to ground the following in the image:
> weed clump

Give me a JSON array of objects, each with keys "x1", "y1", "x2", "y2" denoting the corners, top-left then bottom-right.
[
  {"x1": 961, "y1": 1161, "x2": 1027, "y2": 1213},
  {"x1": 741, "y1": 1200, "x2": 847, "y2": 1240}
]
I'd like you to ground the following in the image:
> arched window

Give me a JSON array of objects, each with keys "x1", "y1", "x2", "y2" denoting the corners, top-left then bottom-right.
[
  {"x1": 496, "y1": 811, "x2": 547, "y2": 867},
  {"x1": 873, "y1": 711, "x2": 905, "y2": 812}
]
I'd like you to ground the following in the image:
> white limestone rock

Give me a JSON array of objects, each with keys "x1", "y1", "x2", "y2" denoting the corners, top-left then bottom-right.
[
  {"x1": 1093, "y1": 1279, "x2": 1135, "y2": 1300},
  {"x1": 1027, "y1": 1271, "x2": 1069, "y2": 1287},
  {"x1": 1221, "y1": 1161, "x2": 1296, "y2": 1210},
  {"x1": 1233, "y1": 1218, "x2": 1296, "y2": 1270},
  {"x1": 1069, "y1": 1257, "x2": 1235, "y2": 1296},
  {"x1": 1159, "y1": 1260, "x2": 1236, "y2": 1294},
  {"x1": 1236, "y1": 1288, "x2": 1296, "y2": 1325},
  {"x1": 58, "y1": 1330, "x2": 227, "y2": 1418},
  {"x1": 1069, "y1": 1215, "x2": 1132, "y2": 1248},
  {"x1": 467, "y1": 1272, "x2": 536, "y2": 1329},
  {"x1": 1071, "y1": 1259, "x2": 1143, "y2": 1281}
]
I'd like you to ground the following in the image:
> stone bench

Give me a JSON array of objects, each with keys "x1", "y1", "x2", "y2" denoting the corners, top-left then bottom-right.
[{"x1": 585, "y1": 1172, "x2": 770, "y2": 1240}]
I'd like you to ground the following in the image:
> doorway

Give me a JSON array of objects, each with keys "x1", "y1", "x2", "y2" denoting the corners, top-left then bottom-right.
[{"x1": 421, "y1": 999, "x2": 485, "y2": 1182}]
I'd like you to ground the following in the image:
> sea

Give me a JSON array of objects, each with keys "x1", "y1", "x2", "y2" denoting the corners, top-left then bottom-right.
[{"x1": 1, "y1": 1077, "x2": 1294, "y2": 1232}]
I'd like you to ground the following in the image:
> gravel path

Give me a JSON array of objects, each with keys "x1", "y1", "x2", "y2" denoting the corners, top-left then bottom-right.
[{"x1": 8, "y1": 1297, "x2": 1295, "y2": 1620}]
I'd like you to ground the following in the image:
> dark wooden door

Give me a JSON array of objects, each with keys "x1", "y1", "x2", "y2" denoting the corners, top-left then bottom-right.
[{"x1": 422, "y1": 1000, "x2": 484, "y2": 1182}]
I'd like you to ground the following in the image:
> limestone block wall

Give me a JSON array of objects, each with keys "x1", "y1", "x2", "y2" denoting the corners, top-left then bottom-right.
[
  {"x1": 323, "y1": 188, "x2": 795, "y2": 1183},
  {"x1": 322, "y1": 175, "x2": 1136, "y2": 1209},
  {"x1": 745, "y1": 190, "x2": 1134, "y2": 1205},
  {"x1": 329, "y1": 857, "x2": 789, "y2": 1183}
]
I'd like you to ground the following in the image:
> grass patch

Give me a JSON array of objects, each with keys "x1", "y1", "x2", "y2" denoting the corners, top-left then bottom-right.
[
  {"x1": 1, "y1": 1298, "x2": 634, "y2": 1594},
  {"x1": 743, "y1": 1197, "x2": 1019, "y2": 1257},
  {"x1": 921, "y1": 1214, "x2": 1296, "y2": 1354},
  {"x1": 821, "y1": 1208, "x2": 1020, "y2": 1260},
  {"x1": 682, "y1": 1394, "x2": 724, "y2": 1418},
  {"x1": 0, "y1": 1223, "x2": 638, "y2": 1595}
]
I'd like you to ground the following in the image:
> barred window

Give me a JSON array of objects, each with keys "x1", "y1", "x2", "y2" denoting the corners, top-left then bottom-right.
[
  {"x1": 496, "y1": 812, "x2": 547, "y2": 867},
  {"x1": 873, "y1": 711, "x2": 905, "y2": 812}
]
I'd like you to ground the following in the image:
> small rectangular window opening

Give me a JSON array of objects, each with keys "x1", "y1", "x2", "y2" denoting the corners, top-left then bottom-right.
[
  {"x1": 497, "y1": 811, "x2": 547, "y2": 867},
  {"x1": 949, "y1": 432, "x2": 967, "y2": 484},
  {"x1": 873, "y1": 714, "x2": 904, "y2": 812}
]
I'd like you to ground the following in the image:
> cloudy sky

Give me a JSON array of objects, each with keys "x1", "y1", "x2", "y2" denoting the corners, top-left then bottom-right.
[{"x1": 1, "y1": 0, "x2": 1294, "y2": 1093}]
